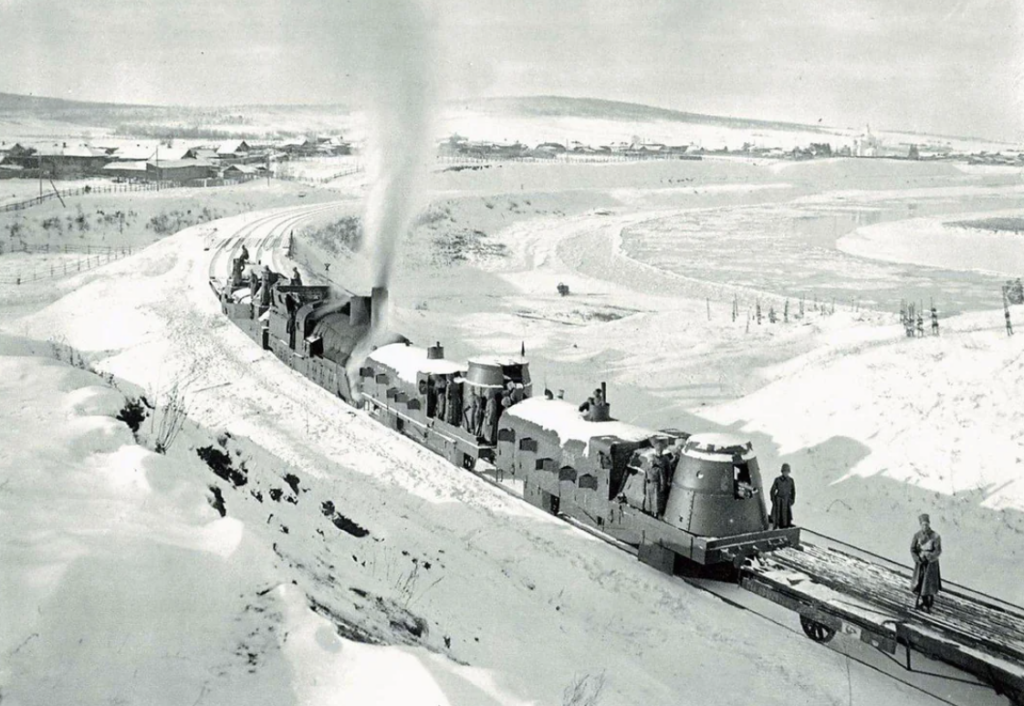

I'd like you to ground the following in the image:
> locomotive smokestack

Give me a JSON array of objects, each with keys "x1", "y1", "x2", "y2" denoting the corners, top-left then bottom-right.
[
  {"x1": 349, "y1": 295, "x2": 371, "y2": 326},
  {"x1": 602, "y1": 381, "x2": 607, "y2": 404},
  {"x1": 427, "y1": 341, "x2": 444, "y2": 359},
  {"x1": 370, "y1": 286, "x2": 389, "y2": 330}
]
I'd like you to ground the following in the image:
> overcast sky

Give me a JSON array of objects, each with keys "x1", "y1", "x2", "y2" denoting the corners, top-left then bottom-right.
[{"x1": 0, "y1": 0, "x2": 1021, "y2": 141}]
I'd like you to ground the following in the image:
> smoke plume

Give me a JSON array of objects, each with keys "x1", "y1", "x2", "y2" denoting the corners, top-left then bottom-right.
[{"x1": 360, "y1": 0, "x2": 437, "y2": 296}]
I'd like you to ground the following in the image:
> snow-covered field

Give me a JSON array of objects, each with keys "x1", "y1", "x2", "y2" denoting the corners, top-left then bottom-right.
[{"x1": 2, "y1": 156, "x2": 1023, "y2": 705}]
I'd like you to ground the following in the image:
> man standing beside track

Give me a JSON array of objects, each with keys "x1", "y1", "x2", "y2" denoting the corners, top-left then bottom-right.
[
  {"x1": 910, "y1": 513, "x2": 942, "y2": 613},
  {"x1": 770, "y1": 463, "x2": 796, "y2": 529}
]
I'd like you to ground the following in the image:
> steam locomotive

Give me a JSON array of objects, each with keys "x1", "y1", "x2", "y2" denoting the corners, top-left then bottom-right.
[{"x1": 215, "y1": 259, "x2": 800, "y2": 573}]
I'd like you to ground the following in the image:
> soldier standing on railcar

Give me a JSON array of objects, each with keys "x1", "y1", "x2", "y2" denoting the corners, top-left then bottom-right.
[
  {"x1": 911, "y1": 513, "x2": 942, "y2": 613},
  {"x1": 770, "y1": 464, "x2": 796, "y2": 529},
  {"x1": 648, "y1": 437, "x2": 672, "y2": 517},
  {"x1": 466, "y1": 393, "x2": 481, "y2": 435},
  {"x1": 578, "y1": 395, "x2": 596, "y2": 420},
  {"x1": 482, "y1": 391, "x2": 499, "y2": 444},
  {"x1": 512, "y1": 382, "x2": 525, "y2": 404},
  {"x1": 260, "y1": 265, "x2": 273, "y2": 308},
  {"x1": 447, "y1": 375, "x2": 463, "y2": 426},
  {"x1": 434, "y1": 376, "x2": 447, "y2": 422},
  {"x1": 474, "y1": 392, "x2": 486, "y2": 437}
]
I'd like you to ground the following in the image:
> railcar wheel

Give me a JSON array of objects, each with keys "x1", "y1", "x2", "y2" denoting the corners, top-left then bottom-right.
[{"x1": 800, "y1": 616, "x2": 836, "y2": 643}]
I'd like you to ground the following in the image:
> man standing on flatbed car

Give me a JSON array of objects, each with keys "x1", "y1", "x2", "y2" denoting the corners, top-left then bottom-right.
[{"x1": 910, "y1": 513, "x2": 942, "y2": 613}]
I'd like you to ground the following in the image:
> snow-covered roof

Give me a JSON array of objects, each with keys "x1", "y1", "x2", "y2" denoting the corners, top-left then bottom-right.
[
  {"x1": 34, "y1": 144, "x2": 65, "y2": 157},
  {"x1": 368, "y1": 343, "x2": 466, "y2": 384},
  {"x1": 62, "y1": 144, "x2": 105, "y2": 158},
  {"x1": 506, "y1": 398, "x2": 652, "y2": 449},
  {"x1": 102, "y1": 161, "x2": 148, "y2": 172},
  {"x1": 148, "y1": 158, "x2": 212, "y2": 169},
  {"x1": 217, "y1": 139, "x2": 250, "y2": 155},
  {"x1": 113, "y1": 144, "x2": 158, "y2": 161}
]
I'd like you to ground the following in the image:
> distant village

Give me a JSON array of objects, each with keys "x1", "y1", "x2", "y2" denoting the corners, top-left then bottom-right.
[
  {"x1": 438, "y1": 125, "x2": 1024, "y2": 165},
  {"x1": 1, "y1": 122, "x2": 1020, "y2": 185},
  {"x1": 0, "y1": 136, "x2": 351, "y2": 182}
]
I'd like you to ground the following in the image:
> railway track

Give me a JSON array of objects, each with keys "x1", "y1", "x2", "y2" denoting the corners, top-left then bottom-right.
[{"x1": 206, "y1": 203, "x2": 348, "y2": 285}]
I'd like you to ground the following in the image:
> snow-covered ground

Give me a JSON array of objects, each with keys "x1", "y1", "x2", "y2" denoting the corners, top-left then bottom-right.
[
  {"x1": 838, "y1": 208, "x2": 1024, "y2": 275},
  {"x1": 2, "y1": 156, "x2": 1023, "y2": 705}
]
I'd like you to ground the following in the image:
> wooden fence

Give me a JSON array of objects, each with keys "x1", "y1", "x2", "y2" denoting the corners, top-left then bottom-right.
[
  {"x1": 0, "y1": 174, "x2": 266, "y2": 214},
  {"x1": 0, "y1": 243, "x2": 135, "y2": 285}
]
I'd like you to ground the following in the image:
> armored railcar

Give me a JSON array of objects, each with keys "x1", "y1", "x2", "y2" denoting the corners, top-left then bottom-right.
[{"x1": 495, "y1": 397, "x2": 799, "y2": 571}]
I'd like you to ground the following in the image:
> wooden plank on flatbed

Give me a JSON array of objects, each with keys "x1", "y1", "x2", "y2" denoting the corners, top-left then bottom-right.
[{"x1": 742, "y1": 544, "x2": 1024, "y2": 702}]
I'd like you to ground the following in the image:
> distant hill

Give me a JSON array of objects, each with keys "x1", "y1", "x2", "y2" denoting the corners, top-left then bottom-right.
[
  {"x1": 460, "y1": 96, "x2": 835, "y2": 135},
  {"x1": 1, "y1": 91, "x2": 830, "y2": 134},
  {"x1": 0, "y1": 91, "x2": 1006, "y2": 146},
  {"x1": 0, "y1": 92, "x2": 155, "y2": 112},
  {"x1": 0, "y1": 92, "x2": 351, "y2": 140}
]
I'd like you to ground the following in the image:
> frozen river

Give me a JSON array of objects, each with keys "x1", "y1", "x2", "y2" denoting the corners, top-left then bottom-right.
[{"x1": 620, "y1": 191, "x2": 1024, "y2": 314}]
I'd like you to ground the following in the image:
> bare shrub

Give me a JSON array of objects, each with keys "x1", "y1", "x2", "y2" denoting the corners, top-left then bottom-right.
[
  {"x1": 153, "y1": 382, "x2": 188, "y2": 454},
  {"x1": 562, "y1": 672, "x2": 606, "y2": 706}
]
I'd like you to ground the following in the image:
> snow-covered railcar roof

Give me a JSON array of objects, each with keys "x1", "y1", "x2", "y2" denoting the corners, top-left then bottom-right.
[
  {"x1": 506, "y1": 398, "x2": 653, "y2": 449},
  {"x1": 368, "y1": 343, "x2": 466, "y2": 384}
]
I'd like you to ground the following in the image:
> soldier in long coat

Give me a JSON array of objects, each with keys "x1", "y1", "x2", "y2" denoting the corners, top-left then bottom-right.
[
  {"x1": 433, "y1": 376, "x2": 447, "y2": 422},
  {"x1": 482, "y1": 392, "x2": 499, "y2": 444},
  {"x1": 446, "y1": 376, "x2": 462, "y2": 426},
  {"x1": 770, "y1": 463, "x2": 796, "y2": 529},
  {"x1": 646, "y1": 439, "x2": 671, "y2": 517},
  {"x1": 465, "y1": 393, "x2": 480, "y2": 434},
  {"x1": 472, "y1": 393, "x2": 485, "y2": 436},
  {"x1": 910, "y1": 513, "x2": 942, "y2": 612},
  {"x1": 259, "y1": 266, "x2": 273, "y2": 307}
]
